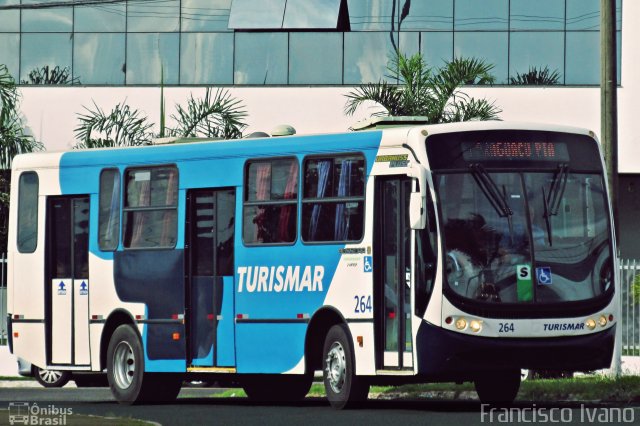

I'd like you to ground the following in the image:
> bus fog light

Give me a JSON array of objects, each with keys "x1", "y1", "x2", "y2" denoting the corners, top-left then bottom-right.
[
  {"x1": 469, "y1": 320, "x2": 483, "y2": 333},
  {"x1": 598, "y1": 315, "x2": 608, "y2": 327},
  {"x1": 585, "y1": 319, "x2": 597, "y2": 330},
  {"x1": 455, "y1": 318, "x2": 467, "y2": 330}
]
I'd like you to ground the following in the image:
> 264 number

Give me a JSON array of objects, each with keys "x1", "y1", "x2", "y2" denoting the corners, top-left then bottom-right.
[
  {"x1": 354, "y1": 295, "x2": 372, "y2": 313},
  {"x1": 498, "y1": 322, "x2": 515, "y2": 333}
]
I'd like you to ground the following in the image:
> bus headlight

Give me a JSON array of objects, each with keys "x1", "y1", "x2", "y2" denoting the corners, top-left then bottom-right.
[
  {"x1": 455, "y1": 317, "x2": 467, "y2": 330},
  {"x1": 469, "y1": 320, "x2": 483, "y2": 333},
  {"x1": 585, "y1": 318, "x2": 597, "y2": 330},
  {"x1": 598, "y1": 315, "x2": 608, "y2": 327}
]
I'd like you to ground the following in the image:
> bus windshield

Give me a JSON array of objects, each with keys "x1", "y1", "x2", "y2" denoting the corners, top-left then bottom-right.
[
  {"x1": 426, "y1": 130, "x2": 614, "y2": 308},
  {"x1": 437, "y1": 171, "x2": 612, "y2": 304}
]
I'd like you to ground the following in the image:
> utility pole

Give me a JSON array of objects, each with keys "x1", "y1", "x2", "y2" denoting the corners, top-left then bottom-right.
[
  {"x1": 601, "y1": 0, "x2": 618, "y2": 239},
  {"x1": 601, "y1": 0, "x2": 621, "y2": 377}
]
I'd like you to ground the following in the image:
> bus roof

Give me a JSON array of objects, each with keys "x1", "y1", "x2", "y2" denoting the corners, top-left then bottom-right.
[{"x1": 11, "y1": 121, "x2": 595, "y2": 172}]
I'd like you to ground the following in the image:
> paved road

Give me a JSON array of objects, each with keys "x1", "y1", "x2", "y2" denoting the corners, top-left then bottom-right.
[{"x1": 1, "y1": 387, "x2": 640, "y2": 426}]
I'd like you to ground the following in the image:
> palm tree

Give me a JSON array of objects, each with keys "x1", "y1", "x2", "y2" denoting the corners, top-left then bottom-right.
[
  {"x1": 74, "y1": 101, "x2": 154, "y2": 148},
  {"x1": 510, "y1": 66, "x2": 560, "y2": 86},
  {"x1": 0, "y1": 64, "x2": 43, "y2": 168},
  {"x1": 21, "y1": 65, "x2": 81, "y2": 85},
  {"x1": 168, "y1": 88, "x2": 247, "y2": 139},
  {"x1": 344, "y1": 52, "x2": 501, "y2": 124},
  {"x1": 74, "y1": 88, "x2": 247, "y2": 148},
  {"x1": 0, "y1": 64, "x2": 44, "y2": 252}
]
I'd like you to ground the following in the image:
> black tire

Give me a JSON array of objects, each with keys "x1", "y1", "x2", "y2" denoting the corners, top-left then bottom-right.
[
  {"x1": 242, "y1": 374, "x2": 313, "y2": 403},
  {"x1": 322, "y1": 324, "x2": 369, "y2": 409},
  {"x1": 34, "y1": 367, "x2": 71, "y2": 388},
  {"x1": 106, "y1": 324, "x2": 182, "y2": 404},
  {"x1": 474, "y1": 369, "x2": 521, "y2": 405}
]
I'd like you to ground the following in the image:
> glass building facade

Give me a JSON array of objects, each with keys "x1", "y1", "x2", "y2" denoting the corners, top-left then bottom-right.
[{"x1": 0, "y1": 0, "x2": 622, "y2": 86}]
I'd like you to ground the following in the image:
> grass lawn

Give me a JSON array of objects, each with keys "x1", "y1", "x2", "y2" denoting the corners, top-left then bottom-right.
[{"x1": 209, "y1": 376, "x2": 640, "y2": 403}]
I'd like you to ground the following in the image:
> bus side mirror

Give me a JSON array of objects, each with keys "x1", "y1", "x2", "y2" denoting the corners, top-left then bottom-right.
[
  {"x1": 408, "y1": 163, "x2": 427, "y2": 230},
  {"x1": 410, "y1": 191, "x2": 426, "y2": 229}
]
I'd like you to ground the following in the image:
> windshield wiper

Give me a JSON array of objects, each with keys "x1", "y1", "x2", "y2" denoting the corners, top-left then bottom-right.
[
  {"x1": 469, "y1": 164, "x2": 514, "y2": 241},
  {"x1": 470, "y1": 164, "x2": 513, "y2": 218},
  {"x1": 541, "y1": 164, "x2": 569, "y2": 246}
]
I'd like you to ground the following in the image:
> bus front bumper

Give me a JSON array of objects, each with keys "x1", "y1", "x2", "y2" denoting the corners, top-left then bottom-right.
[{"x1": 415, "y1": 321, "x2": 615, "y2": 379}]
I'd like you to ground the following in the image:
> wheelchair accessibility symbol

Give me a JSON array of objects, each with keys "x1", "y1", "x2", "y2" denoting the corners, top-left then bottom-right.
[
  {"x1": 536, "y1": 267, "x2": 553, "y2": 285},
  {"x1": 363, "y1": 256, "x2": 373, "y2": 273}
]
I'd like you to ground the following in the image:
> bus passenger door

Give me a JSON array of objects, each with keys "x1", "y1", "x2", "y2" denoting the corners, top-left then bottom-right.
[
  {"x1": 186, "y1": 188, "x2": 236, "y2": 368},
  {"x1": 374, "y1": 177, "x2": 413, "y2": 370},
  {"x1": 46, "y1": 196, "x2": 90, "y2": 366}
]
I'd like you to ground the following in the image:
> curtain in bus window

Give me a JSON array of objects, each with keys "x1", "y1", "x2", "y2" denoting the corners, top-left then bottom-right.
[
  {"x1": 98, "y1": 170, "x2": 121, "y2": 251},
  {"x1": 130, "y1": 177, "x2": 151, "y2": 247},
  {"x1": 160, "y1": 169, "x2": 177, "y2": 246},
  {"x1": 309, "y1": 160, "x2": 331, "y2": 240},
  {"x1": 277, "y1": 160, "x2": 298, "y2": 241},
  {"x1": 106, "y1": 172, "x2": 120, "y2": 245},
  {"x1": 253, "y1": 163, "x2": 271, "y2": 242},
  {"x1": 334, "y1": 158, "x2": 352, "y2": 240}
]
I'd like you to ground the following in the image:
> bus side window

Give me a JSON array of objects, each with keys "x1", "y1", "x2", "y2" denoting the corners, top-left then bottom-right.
[
  {"x1": 17, "y1": 171, "x2": 39, "y2": 253},
  {"x1": 98, "y1": 168, "x2": 121, "y2": 251},
  {"x1": 243, "y1": 157, "x2": 298, "y2": 245},
  {"x1": 122, "y1": 166, "x2": 178, "y2": 249},
  {"x1": 301, "y1": 154, "x2": 365, "y2": 243}
]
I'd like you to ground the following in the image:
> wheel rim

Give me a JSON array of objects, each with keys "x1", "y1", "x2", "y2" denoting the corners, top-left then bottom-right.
[
  {"x1": 113, "y1": 341, "x2": 135, "y2": 389},
  {"x1": 39, "y1": 369, "x2": 62, "y2": 384},
  {"x1": 325, "y1": 341, "x2": 347, "y2": 393}
]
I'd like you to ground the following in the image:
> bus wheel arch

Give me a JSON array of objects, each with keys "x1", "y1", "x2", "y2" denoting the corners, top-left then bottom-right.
[
  {"x1": 100, "y1": 310, "x2": 137, "y2": 372},
  {"x1": 305, "y1": 307, "x2": 345, "y2": 373}
]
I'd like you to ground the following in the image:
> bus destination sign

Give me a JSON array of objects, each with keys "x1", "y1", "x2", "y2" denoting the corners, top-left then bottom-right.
[{"x1": 462, "y1": 141, "x2": 570, "y2": 162}]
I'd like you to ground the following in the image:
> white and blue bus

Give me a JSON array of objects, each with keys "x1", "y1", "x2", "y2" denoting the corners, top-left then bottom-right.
[{"x1": 7, "y1": 120, "x2": 617, "y2": 408}]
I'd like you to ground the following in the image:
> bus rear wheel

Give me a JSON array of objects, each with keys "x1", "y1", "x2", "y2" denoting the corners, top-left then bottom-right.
[
  {"x1": 107, "y1": 324, "x2": 182, "y2": 404},
  {"x1": 474, "y1": 369, "x2": 521, "y2": 405},
  {"x1": 322, "y1": 324, "x2": 369, "y2": 409}
]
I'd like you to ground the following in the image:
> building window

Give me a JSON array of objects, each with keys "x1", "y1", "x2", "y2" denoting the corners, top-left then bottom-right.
[
  {"x1": 243, "y1": 158, "x2": 298, "y2": 245},
  {"x1": 234, "y1": 32, "x2": 288, "y2": 85},
  {"x1": 126, "y1": 33, "x2": 179, "y2": 85},
  {"x1": 229, "y1": 0, "x2": 343, "y2": 30},
  {"x1": 180, "y1": 33, "x2": 234, "y2": 85},
  {"x1": 289, "y1": 32, "x2": 343, "y2": 84},
  {"x1": 302, "y1": 155, "x2": 365, "y2": 243},
  {"x1": 98, "y1": 168, "x2": 121, "y2": 251},
  {"x1": 17, "y1": 171, "x2": 39, "y2": 253},
  {"x1": 123, "y1": 166, "x2": 178, "y2": 249}
]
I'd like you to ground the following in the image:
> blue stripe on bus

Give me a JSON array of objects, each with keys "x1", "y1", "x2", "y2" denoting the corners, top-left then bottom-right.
[{"x1": 58, "y1": 131, "x2": 382, "y2": 373}]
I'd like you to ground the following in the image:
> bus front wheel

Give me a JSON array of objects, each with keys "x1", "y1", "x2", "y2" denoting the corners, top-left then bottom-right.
[
  {"x1": 474, "y1": 369, "x2": 521, "y2": 404},
  {"x1": 107, "y1": 324, "x2": 181, "y2": 404},
  {"x1": 322, "y1": 324, "x2": 369, "y2": 409}
]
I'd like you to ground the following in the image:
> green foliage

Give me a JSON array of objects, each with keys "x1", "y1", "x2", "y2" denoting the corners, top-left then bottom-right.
[
  {"x1": 74, "y1": 101, "x2": 154, "y2": 148},
  {"x1": 510, "y1": 66, "x2": 561, "y2": 86},
  {"x1": 0, "y1": 64, "x2": 43, "y2": 169},
  {"x1": 344, "y1": 52, "x2": 501, "y2": 124},
  {"x1": 21, "y1": 65, "x2": 81, "y2": 85},
  {"x1": 632, "y1": 273, "x2": 640, "y2": 303},
  {"x1": 74, "y1": 88, "x2": 248, "y2": 149},
  {"x1": 168, "y1": 88, "x2": 248, "y2": 139},
  {"x1": 0, "y1": 64, "x2": 44, "y2": 252}
]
